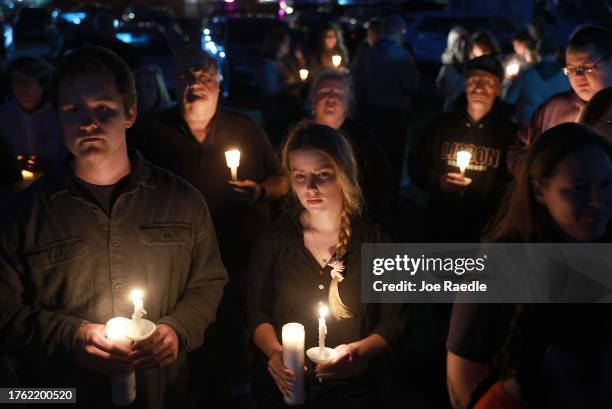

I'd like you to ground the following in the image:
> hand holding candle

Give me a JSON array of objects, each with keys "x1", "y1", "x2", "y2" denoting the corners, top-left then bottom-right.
[{"x1": 225, "y1": 149, "x2": 241, "y2": 181}]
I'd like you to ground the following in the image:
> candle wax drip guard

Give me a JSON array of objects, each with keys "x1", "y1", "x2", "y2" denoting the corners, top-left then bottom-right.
[
  {"x1": 125, "y1": 318, "x2": 156, "y2": 341},
  {"x1": 306, "y1": 347, "x2": 338, "y2": 365}
]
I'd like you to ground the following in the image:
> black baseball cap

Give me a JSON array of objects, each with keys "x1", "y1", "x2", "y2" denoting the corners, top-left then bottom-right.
[{"x1": 467, "y1": 55, "x2": 504, "y2": 81}]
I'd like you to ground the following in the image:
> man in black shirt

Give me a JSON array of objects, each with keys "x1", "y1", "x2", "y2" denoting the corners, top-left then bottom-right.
[
  {"x1": 138, "y1": 47, "x2": 287, "y2": 406},
  {"x1": 410, "y1": 55, "x2": 517, "y2": 242}
]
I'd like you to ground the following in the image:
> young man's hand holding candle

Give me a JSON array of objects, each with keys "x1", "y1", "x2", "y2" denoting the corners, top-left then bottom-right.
[
  {"x1": 74, "y1": 322, "x2": 133, "y2": 375},
  {"x1": 129, "y1": 324, "x2": 180, "y2": 369}
]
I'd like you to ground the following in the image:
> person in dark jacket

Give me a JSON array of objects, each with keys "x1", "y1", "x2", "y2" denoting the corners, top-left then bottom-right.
[
  {"x1": 0, "y1": 46, "x2": 228, "y2": 409},
  {"x1": 507, "y1": 25, "x2": 612, "y2": 174},
  {"x1": 410, "y1": 55, "x2": 516, "y2": 242},
  {"x1": 310, "y1": 70, "x2": 393, "y2": 221}
]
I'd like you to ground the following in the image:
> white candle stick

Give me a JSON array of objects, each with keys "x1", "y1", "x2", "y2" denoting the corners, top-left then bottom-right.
[
  {"x1": 225, "y1": 149, "x2": 241, "y2": 181},
  {"x1": 332, "y1": 55, "x2": 342, "y2": 67},
  {"x1": 282, "y1": 323, "x2": 305, "y2": 406},
  {"x1": 106, "y1": 317, "x2": 136, "y2": 406},
  {"x1": 318, "y1": 305, "x2": 328, "y2": 354},
  {"x1": 456, "y1": 150, "x2": 472, "y2": 176}
]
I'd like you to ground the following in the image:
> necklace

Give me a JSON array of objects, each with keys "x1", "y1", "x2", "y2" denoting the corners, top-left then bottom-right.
[{"x1": 307, "y1": 214, "x2": 335, "y2": 267}]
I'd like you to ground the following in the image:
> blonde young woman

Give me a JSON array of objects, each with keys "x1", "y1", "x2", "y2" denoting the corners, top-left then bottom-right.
[{"x1": 247, "y1": 121, "x2": 405, "y2": 408}]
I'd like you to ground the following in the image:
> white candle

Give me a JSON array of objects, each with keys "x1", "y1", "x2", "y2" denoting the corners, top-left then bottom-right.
[
  {"x1": 282, "y1": 323, "x2": 305, "y2": 406},
  {"x1": 225, "y1": 149, "x2": 241, "y2": 181},
  {"x1": 318, "y1": 305, "x2": 328, "y2": 354},
  {"x1": 331, "y1": 54, "x2": 342, "y2": 67},
  {"x1": 299, "y1": 69, "x2": 309, "y2": 81},
  {"x1": 106, "y1": 317, "x2": 136, "y2": 406},
  {"x1": 456, "y1": 150, "x2": 472, "y2": 176}
]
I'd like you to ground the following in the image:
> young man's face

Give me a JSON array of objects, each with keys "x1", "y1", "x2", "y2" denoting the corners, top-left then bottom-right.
[
  {"x1": 58, "y1": 72, "x2": 136, "y2": 163},
  {"x1": 465, "y1": 69, "x2": 501, "y2": 113},
  {"x1": 566, "y1": 45, "x2": 612, "y2": 102}
]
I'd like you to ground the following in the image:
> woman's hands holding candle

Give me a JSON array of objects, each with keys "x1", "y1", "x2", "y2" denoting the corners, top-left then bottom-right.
[
  {"x1": 75, "y1": 322, "x2": 133, "y2": 375},
  {"x1": 268, "y1": 349, "x2": 298, "y2": 397},
  {"x1": 315, "y1": 343, "x2": 364, "y2": 380},
  {"x1": 129, "y1": 324, "x2": 179, "y2": 369}
]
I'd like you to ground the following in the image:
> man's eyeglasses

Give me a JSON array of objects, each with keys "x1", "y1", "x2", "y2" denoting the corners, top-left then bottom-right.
[{"x1": 563, "y1": 54, "x2": 611, "y2": 76}]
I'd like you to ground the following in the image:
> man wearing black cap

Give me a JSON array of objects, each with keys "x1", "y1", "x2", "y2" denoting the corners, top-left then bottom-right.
[{"x1": 409, "y1": 55, "x2": 517, "y2": 242}]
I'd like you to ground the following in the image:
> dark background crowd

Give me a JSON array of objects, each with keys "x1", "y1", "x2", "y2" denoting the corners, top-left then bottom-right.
[{"x1": 0, "y1": 0, "x2": 612, "y2": 409}]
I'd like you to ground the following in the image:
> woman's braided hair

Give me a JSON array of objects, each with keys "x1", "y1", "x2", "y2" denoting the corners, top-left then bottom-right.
[{"x1": 281, "y1": 120, "x2": 363, "y2": 319}]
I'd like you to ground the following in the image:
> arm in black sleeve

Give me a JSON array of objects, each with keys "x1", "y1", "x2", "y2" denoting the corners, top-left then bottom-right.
[{"x1": 246, "y1": 230, "x2": 280, "y2": 339}]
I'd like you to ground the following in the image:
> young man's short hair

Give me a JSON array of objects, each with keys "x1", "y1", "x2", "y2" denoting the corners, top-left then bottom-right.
[
  {"x1": 567, "y1": 25, "x2": 612, "y2": 57},
  {"x1": 49, "y1": 46, "x2": 136, "y2": 115}
]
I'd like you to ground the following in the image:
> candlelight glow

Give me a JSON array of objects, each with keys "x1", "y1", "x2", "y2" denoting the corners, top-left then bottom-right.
[
  {"x1": 456, "y1": 151, "x2": 472, "y2": 175},
  {"x1": 130, "y1": 289, "x2": 144, "y2": 303},
  {"x1": 332, "y1": 55, "x2": 342, "y2": 67},
  {"x1": 225, "y1": 149, "x2": 241, "y2": 168},
  {"x1": 505, "y1": 62, "x2": 520, "y2": 77},
  {"x1": 319, "y1": 305, "x2": 329, "y2": 318},
  {"x1": 21, "y1": 170, "x2": 34, "y2": 180},
  {"x1": 299, "y1": 69, "x2": 309, "y2": 81}
]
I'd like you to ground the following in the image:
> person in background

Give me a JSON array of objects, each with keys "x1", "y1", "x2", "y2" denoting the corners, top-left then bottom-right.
[
  {"x1": 507, "y1": 25, "x2": 612, "y2": 174},
  {"x1": 511, "y1": 28, "x2": 537, "y2": 69},
  {"x1": 352, "y1": 14, "x2": 419, "y2": 204},
  {"x1": 448, "y1": 123, "x2": 612, "y2": 409},
  {"x1": 258, "y1": 29, "x2": 307, "y2": 146},
  {"x1": 310, "y1": 70, "x2": 392, "y2": 221},
  {"x1": 579, "y1": 86, "x2": 612, "y2": 139},
  {"x1": 129, "y1": 65, "x2": 173, "y2": 139},
  {"x1": 409, "y1": 55, "x2": 516, "y2": 242},
  {"x1": 309, "y1": 23, "x2": 350, "y2": 77},
  {"x1": 437, "y1": 26, "x2": 471, "y2": 112},
  {"x1": 469, "y1": 31, "x2": 501, "y2": 59},
  {"x1": 502, "y1": 28, "x2": 537, "y2": 96},
  {"x1": 504, "y1": 37, "x2": 571, "y2": 125},
  {"x1": 248, "y1": 121, "x2": 406, "y2": 409},
  {"x1": 134, "y1": 65, "x2": 172, "y2": 119},
  {"x1": 0, "y1": 46, "x2": 228, "y2": 409},
  {"x1": 0, "y1": 57, "x2": 64, "y2": 172},
  {"x1": 138, "y1": 47, "x2": 287, "y2": 408}
]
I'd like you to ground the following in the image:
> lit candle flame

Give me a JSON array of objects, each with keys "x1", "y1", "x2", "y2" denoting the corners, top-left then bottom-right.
[
  {"x1": 299, "y1": 69, "x2": 309, "y2": 81},
  {"x1": 331, "y1": 55, "x2": 342, "y2": 67},
  {"x1": 319, "y1": 305, "x2": 328, "y2": 318},
  {"x1": 505, "y1": 62, "x2": 519, "y2": 78},
  {"x1": 21, "y1": 170, "x2": 34, "y2": 180},
  {"x1": 456, "y1": 151, "x2": 472, "y2": 175},
  {"x1": 225, "y1": 149, "x2": 241, "y2": 181}
]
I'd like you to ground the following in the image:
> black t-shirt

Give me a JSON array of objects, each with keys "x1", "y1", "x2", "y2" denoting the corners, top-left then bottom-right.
[
  {"x1": 70, "y1": 169, "x2": 130, "y2": 216},
  {"x1": 446, "y1": 303, "x2": 516, "y2": 364}
]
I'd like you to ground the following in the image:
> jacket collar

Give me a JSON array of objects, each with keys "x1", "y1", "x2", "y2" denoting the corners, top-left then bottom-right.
[{"x1": 43, "y1": 149, "x2": 156, "y2": 201}]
